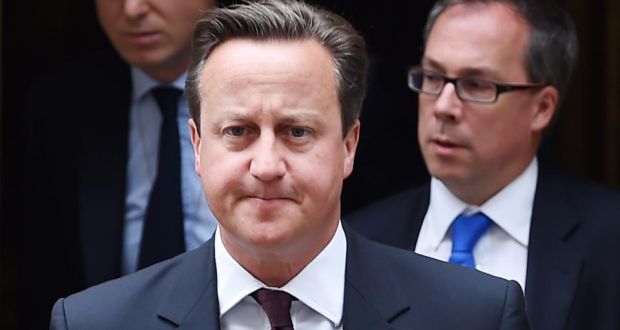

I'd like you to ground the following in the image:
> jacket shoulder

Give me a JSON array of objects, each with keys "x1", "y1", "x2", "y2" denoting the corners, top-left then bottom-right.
[
  {"x1": 31, "y1": 50, "x2": 128, "y2": 86},
  {"x1": 344, "y1": 185, "x2": 429, "y2": 248},
  {"x1": 57, "y1": 256, "x2": 182, "y2": 329},
  {"x1": 346, "y1": 231, "x2": 530, "y2": 329},
  {"x1": 538, "y1": 168, "x2": 620, "y2": 223},
  {"x1": 53, "y1": 243, "x2": 214, "y2": 329}
]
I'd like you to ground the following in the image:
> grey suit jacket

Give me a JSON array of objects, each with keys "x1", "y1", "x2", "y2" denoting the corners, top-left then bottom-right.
[
  {"x1": 346, "y1": 166, "x2": 620, "y2": 330},
  {"x1": 50, "y1": 227, "x2": 530, "y2": 329}
]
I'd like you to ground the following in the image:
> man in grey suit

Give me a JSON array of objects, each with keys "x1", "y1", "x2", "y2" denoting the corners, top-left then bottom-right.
[
  {"x1": 50, "y1": 1, "x2": 530, "y2": 329},
  {"x1": 346, "y1": 0, "x2": 620, "y2": 329}
]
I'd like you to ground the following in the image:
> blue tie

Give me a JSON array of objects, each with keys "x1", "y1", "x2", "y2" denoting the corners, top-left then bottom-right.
[{"x1": 449, "y1": 212, "x2": 492, "y2": 268}]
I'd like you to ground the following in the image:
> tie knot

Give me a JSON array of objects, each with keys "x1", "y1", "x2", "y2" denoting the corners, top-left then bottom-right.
[
  {"x1": 152, "y1": 86, "x2": 182, "y2": 119},
  {"x1": 449, "y1": 212, "x2": 492, "y2": 268},
  {"x1": 252, "y1": 289, "x2": 294, "y2": 330}
]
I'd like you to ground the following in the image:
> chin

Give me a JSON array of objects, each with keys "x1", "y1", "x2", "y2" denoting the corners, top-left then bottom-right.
[
  {"x1": 428, "y1": 165, "x2": 467, "y2": 183},
  {"x1": 124, "y1": 49, "x2": 175, "y2": 71},
  {"x1": 245, "y1": 229, "x2": 296, "y2": 253}
]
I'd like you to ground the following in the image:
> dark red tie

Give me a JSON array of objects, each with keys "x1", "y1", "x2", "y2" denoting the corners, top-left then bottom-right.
[{"x1": 252, "y1": 288, "x2": 295, "y2": 330}]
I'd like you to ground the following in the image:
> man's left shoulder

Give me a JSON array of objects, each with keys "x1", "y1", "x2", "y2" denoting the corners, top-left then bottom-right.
[
  {"x1": 359, "y1": 233, "x2": 520, "y2": 297},
  {"x1": 345, "y1": 229, "x2": 531, "y2": 329},
  {"x1": 538, "y1": 168, "x2": 620, "y2": 221}
]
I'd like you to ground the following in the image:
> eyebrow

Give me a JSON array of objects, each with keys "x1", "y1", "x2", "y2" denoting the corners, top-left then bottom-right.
[
  {"x1": 212, "y1": 108, "x2": 323, "y2": 125},
  {"x1": 421, "y1": 57, "x2": 502, "y2": 81},
  {"x1": 278, "y1": 111, "x2": 323, "y2": 125},
  {"x1": 421, "y1": 57, "x2": 447, "y2": 72}
]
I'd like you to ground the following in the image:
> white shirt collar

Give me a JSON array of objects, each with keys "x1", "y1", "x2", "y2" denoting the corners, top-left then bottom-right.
[
  {"x1": 215, "y1": 222, "x2": 346, "y2": 327},
  {"x1": 427, "y1": 158, "x2": 537, "y2": 249},
  {"x1": 130, "y1": 66, "x2": 187, "y2": 101}
]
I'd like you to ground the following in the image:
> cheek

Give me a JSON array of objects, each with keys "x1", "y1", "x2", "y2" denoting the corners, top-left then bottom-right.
[
  {"x1": 472, "y1": 112, "x2": 527, "y2": 160},
  {"x1": 170, "y1": 4, "x2": 206, "y2": 33},
  {"x1": 170, "y1": 20, "x2": 197, "y2": 41},
  {"x1": 291, "y1": 147, "x2": 345, "y2": 198},
  {"x1": 95, "y1": 3, "x2": 121, "y2": 34},
  {"x1": 200, "y1": 146, "x2": 245, "y2": 201},
  {"x1": 98, "y1": 16, "x2": 117, "y2": 40},
  {"x1": 417, "y1": 103, "x2": 434, "y2": 133}
]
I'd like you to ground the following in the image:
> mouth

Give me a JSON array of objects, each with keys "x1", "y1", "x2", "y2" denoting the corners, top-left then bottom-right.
[
  {"x1": 429, "y1": 135, "x2": 466, "y2": 156},
  {"x1": 248, "y1": 195, "x2": 296, "y2": 202},
  {"x1": 250, "y1": 196, "x2": 287, "y2": 201},
  {"x1": 123, "y1": 31, "x2": 162, "y2": 45},
  {"x1": 432, "y1": 137, "x2": 460, "y2": 148},
  {"x1": 243, "y1": 196, "x2": 296, "y2": 210}
]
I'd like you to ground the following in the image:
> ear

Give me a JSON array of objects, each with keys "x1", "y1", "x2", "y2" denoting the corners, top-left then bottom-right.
[
  {"x1": 189, "y1": 118, "x2": 202, "y2": 177},
  {"x1": 531, "y1": 86, "x2": 558, "y2": 132},
  {"x1": 343, "y1": 120, "x2": 360, "y2": 179}
]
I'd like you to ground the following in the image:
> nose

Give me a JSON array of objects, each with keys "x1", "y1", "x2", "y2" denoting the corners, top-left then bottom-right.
[
  {"x1": 249, "y1": 134, "x2": 286, "y2": 182},
  {"x1": 433, "y1": 82, "x2": 463, "y2": 123},
  {"x1": 123, "y1": 0, "x2": 149, "y2": 19}
]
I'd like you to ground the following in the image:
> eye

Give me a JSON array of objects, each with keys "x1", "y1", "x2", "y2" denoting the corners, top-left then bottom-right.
[
  {"x1": 460, "y1": 78, "x2": 493, "y2": 91},
  {"x1": 422, "y1": 71, "x2": 445, "y2": 89},
  {"x1": 224, "y1": 126, "x2": 247, "y2": 137},
  {"x1": 220, "y1": 125, "x2": 256, "y2": 150},
  {"x1": 290, "y1": 127, "x2": 309, "y2": 138},
  {"x1": 424, "y1": 71, "x2": 442, "y2": 82}
]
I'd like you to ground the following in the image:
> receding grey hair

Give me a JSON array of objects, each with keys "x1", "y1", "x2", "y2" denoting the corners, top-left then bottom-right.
[
  {"x1": 422, "y1": 0, "x2": 578, "y2": 105},
  {"x1": 186, "y1": 0, "x2": 367, "y2": 136}
]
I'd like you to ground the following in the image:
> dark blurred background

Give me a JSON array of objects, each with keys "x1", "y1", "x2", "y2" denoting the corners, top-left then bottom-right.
[{"x1": 1, "y1": 0, "x2": 618, "y2": 328}]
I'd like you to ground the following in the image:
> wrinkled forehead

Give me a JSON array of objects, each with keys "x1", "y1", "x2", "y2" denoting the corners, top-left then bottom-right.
[{"x1": 197, "y1": 38, "x2": 340, "y2": 119}]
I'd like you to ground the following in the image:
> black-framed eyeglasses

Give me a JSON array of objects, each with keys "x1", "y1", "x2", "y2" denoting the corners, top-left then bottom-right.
[{"x1": 407, "y1": 67, "x2": 546, "y2": 103}]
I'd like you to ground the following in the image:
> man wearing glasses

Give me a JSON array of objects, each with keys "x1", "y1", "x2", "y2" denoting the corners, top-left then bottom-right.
[{"x1": 346, "y1": 0, "x2": 620, "y2": 329}]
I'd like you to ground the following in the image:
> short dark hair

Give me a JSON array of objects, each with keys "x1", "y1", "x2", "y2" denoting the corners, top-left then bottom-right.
[
  {"x1": 186, "y1": 0, "x2": 367, "y2": 136},
  {"x1": 422, "y1": 0, "x2": 577, "y2": 105}
]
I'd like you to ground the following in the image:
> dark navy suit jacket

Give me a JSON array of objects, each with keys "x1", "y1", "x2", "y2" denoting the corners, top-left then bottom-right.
[
  {"x1": 346, "y1": 166, "x2": 620, "y2": 330},
  {"x1": 50, "y1": 227, "x2": 530, "y2": 330},
  {"x1": 19, "y1": 51, "x2": 133, "y2": 329}
]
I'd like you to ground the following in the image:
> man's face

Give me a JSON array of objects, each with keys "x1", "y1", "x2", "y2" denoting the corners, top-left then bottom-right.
[
  {"x1": 190, "y1": 39, "x2": 359, "y2": 259},
  {"x1": 418, "y1": 3, "x2": 556, "y2": 203},
  {"x1": 96, "y1": 0, "x2": 214, "y2": 81}
]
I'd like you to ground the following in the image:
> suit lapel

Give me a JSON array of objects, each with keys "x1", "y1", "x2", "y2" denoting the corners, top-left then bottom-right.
[
  {"x1": 343, "y1": 226, "x2": 412, "y2": 330},
  {"x1": 157, "y1": 238, "x2": 220, "y2": 329},
  {"x1": 526, "y1": 168, "x2": 582, "y2": 330},
  {"x1": 78, "y1": 53, "x2": 132, "y2": 286}
]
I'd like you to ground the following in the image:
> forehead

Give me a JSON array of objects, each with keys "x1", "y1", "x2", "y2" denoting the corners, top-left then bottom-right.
[
  {"x1": 424, "y1": 3, "x2": 530, "y2": 80},
  {"x1": 198, "y1": 38, "x2": 339, "y2": 119},
  {"x1": 201, "y1": 38, "x2": 335, "y2": 76}
]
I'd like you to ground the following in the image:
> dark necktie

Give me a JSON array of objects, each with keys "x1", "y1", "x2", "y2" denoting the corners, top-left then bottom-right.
[
  {"x1": 252, "y1": 288, "x2": 295, "y2": 330},
  {"x1": 137, "y1": 86, "x2": 185, "y2": 270},
  {"x1": 449, "y1": 212, "x2": 492, "y2": 268}
]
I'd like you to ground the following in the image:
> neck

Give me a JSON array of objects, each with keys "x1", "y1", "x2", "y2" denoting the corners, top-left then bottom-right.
[
  {"x1": 140, "y1": 53, "x2": 191, "y2": 84},
  {"x1": 142, "y1": 65, "x2": 186, "y2": 84},
  {"x1": 446, "y1": 155, "x2": 536, "y2": 206},
  {"x1": 221, "y1": 220, "x2": 339, "y2": 287}
]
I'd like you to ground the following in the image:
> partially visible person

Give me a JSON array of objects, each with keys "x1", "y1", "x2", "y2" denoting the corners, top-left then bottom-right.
[
  {"x1": 347, "y1": 1, "x2": 620, "y2": 329},
  {"x1": 18, "y1": 0, "x2": 218, "y2": 328},
  {"x1": 50, "y1": 1, "x2": 529, "y2": 329}
]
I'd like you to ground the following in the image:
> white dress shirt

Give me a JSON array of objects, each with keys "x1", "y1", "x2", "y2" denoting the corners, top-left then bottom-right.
[
  {"x1": 415, "y1": 158, "x2": 538, "y2": 290},
  {"x1": 216, "y1": 222, "x2": 346, "y2": 330},
  {"x1": 122, "y1": 67, "x2": 217, "y2": 274}
]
